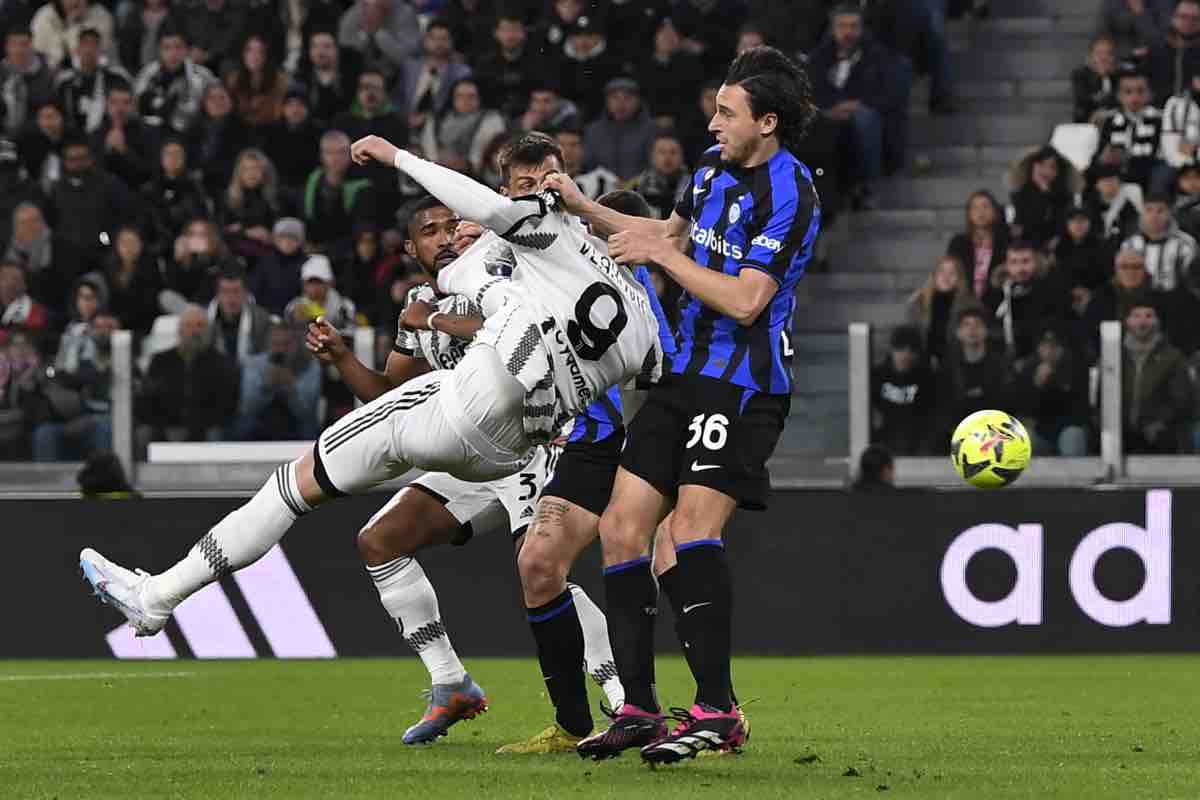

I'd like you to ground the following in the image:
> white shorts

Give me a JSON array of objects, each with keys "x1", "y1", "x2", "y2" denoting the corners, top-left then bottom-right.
[
  {"x1": 313, "y1": 346, "x2": 533, "y2": 496},
  {"x1": 411, "y1": 445, "x2": 558, "y2": 538}
]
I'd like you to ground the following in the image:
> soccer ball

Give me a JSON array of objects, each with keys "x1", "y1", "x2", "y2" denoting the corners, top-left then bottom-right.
[{"x1": 950, "y1": 410, "x2": 1032, "y2": 489}]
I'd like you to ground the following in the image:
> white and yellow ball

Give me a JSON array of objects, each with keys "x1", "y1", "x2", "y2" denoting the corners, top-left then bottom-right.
[{"x1": 950, "y1": 409, "x2": 1032, "y2": 489}]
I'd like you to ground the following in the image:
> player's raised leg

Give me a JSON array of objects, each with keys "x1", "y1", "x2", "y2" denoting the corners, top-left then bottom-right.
[{"x1": 358, "y1": 487, "x2": 495, "y2": 744}]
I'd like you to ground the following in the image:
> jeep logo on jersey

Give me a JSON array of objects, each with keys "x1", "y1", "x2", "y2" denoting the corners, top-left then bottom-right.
[
  {"x1": 690, "y1": 227, "x2": 744, "y2": 260},
  {"x1": 940, "y1": 490, "x2": 1172, "y2": 628}
]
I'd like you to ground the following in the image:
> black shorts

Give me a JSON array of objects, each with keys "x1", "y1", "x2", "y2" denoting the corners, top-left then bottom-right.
[
  {"x1": 541, "y1": 434, "x2": 623, "y2": 516},
  {"x1": 620, "y1": 374, "x2": 790, "y2": 511}
]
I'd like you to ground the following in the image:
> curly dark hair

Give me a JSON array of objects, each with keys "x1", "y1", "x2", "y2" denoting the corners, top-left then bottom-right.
[{"x1": 723, "y1": 45, "x2": 817, "y2": 152}]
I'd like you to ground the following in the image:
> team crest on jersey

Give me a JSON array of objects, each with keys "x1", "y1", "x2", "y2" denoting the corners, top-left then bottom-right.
[{"x1": 728, "y1": 203, "x2": 741, "y2": 224}]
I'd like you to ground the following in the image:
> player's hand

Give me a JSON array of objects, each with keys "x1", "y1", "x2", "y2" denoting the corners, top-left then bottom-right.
[
  {"x1": 351, "y1": 135, "x2": 399, "y2": 167},
  {"x1": 540, "y1": 171, "x2": 587, "y2": 212},
  {"x1": 400, "y1": 299, "x2": 436, "y2": 331},
  {"x1": 305, "y1": 317, "x2": 348, "y2": 363},
  {"x1": 453, "y1": 220, "x2": 484, "y2": 253},
  {"x1": 609, "y1": 230, "x2": 667, "y2": 266}
]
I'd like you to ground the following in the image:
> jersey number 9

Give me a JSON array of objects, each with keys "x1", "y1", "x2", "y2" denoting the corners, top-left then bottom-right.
[{"x1": 568, "y1": 282, "x2": 627, "y2": 361}]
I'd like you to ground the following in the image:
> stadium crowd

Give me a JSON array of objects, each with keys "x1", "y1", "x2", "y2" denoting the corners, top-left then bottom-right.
[
  {"x1": 0, "y1": 0, "x2": 973, "y2": 462},
  {"x1": 872, "y1": 0, "x2": 1200, "y2": 458}
]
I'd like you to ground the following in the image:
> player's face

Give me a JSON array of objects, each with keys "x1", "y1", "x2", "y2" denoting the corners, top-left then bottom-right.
[
  {"x1": 505, "y1": 154, "x2": 562, "y2": 196},
  {"x1": 405, "y1": 205, "x2": 461, "y2": 274},
  {"x1": 709, "y1": 83, "x2": 776, "y2": 166}
]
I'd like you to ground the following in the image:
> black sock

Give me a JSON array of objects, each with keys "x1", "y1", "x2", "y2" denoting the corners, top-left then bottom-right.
[
  {"x1": 659, "y1": 564, "x2": 739, "y2": 707},
  {"x1": 527, "y1": 589, "x2": 592, "y2": 737},
  {"x1": 603, "y1": 557, "x2": 659, "y2": 712},
  {"x1": 674, "y1": 540, "x2": 733, "y2": 712}
]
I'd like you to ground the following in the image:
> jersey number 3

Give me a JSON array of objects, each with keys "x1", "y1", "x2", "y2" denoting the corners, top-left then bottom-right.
[{"x1": 568, "y1": 283, "x2": 627, "y2": 361}]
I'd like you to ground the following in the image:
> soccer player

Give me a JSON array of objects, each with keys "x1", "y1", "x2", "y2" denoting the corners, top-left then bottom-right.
[
  {"x1": 79, "y1": 132, "x2": 665, "y2": 689},
  {"x1": 545, "y1": 46, "x2": 821, "y2": 762},
  {"x1": 498, "y1": 189, "x2": 677, "y2": 755}
]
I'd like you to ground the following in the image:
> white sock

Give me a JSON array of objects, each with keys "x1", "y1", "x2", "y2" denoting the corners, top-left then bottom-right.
[
  {"x1": 368, "y1": 556, "x2": 467, "y2": 685},
  {"x1": 569, "y1": 582, "x2": 625, "y2": 709},
  {"x1": 145, "y1": 463, "x2": 311, "y2": 613}
]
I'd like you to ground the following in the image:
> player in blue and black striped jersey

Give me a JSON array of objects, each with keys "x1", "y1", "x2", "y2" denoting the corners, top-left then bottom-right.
[
  {"x1": 499, "y1": 189, "x2": 679, "y2": 755},
  {"x1": 547, "y1": 46, "x2": 821, "y2": 763}
]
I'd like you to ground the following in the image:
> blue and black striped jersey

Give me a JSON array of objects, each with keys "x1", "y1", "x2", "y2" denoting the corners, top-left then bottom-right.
[
  {"x1": 670, "y1": 145, "x2": 821, "y2": 395},
  {"x1": 568, "y1": 265, "x2": 676, "y2": 444}
]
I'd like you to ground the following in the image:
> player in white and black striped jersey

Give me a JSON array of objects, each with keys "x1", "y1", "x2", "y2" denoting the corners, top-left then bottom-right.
[{"x1": 1121, "y1": 194, "x2": 1198, "y2": 292}]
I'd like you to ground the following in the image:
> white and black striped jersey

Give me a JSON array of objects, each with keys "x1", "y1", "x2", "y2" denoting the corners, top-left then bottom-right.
[
  {"x1": 1099, "y1": 107, "x2": 1164, "y2": 160},
  {"x1": 392, "y1": 284, "x2": 481, "y2": 371},
  {"x1": 1162, "y1": 92, "x2": 1200, "y2": 168},
  {"x1": 1122, "y1": 227, "x2": 1197, "y2": 291}
]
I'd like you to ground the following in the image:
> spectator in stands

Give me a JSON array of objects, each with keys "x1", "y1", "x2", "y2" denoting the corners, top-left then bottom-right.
[
  {"x1": 984, "y1": 241, "x2": 1072, "y2": 360},
  {"x1": 517, "y1": 79, "x2": 578, "y2": 132},
  {"x1": 162, "y1": 217, "x2": 231, "y2": 308},
  {"x1": 1072, "y1": 34, "x2": 1119, "y2": 124},
  {"x1": 559, "y1": 15, "x2": 620, "y2": 122},
  {"x1": 92, "y1": 81, "x2": 155, "y2": 191},
  {"x1": 338, "y1": 0, "x2": 421, "y2": 85},
  {"x1": 224, "y1": 34, "x2": 288, "y2": 131},
  {"x1": 735, "y1": 22, "x2": 765, "y2": 55},
  {"x1": 584, "y1": 77, "x2": 655, "y2": 182},
  {"x1": 0, "y1": 261, "x2": 49, "y2": 343},
  {"x1": 947, "y1": 190, "x2": 1009, "y2": 300},
  {"x1": 535, "y1": 0, "x2": 586, "y2": 57},
  {"x1": 182, "y1": 0, "x2": 245, "y2": 75},
  {"x1": 31, "y1": 0, "x2": 114, "y2": 70},
  {"x1": 137, "y1": 304, "x2": 239, "y2": 443},
  {"x1": 1174, "y1": 162, "x2": 1200, "y2": 238},
  {"x1": 54, "y1": 273, "x2": 104, "y2": 369},
  {"x1": 31, "y1": 308, "x2": 117, "y2": 461},
  {"x1": 285, "y1": 253, "x2": 358, "y2": 334},
  {"x1": 141, "y1": 137, "x2": 210, "y2": 256},
  {"x1": 0, "y1": 138, "x2": 44, "y2": 246},
  {"x1": 18, "y1": 101, "x2": 69, "y2": 193},
  {"x1": 0, "y1": 27, "x2": 56, "y2": 137},
  {"x1": 418, "y1": 77, "x2": 506, "y2": 175},
  {"x1": 851, "y1": 443, "x2": 896, "y2": 491},
  {"x1": 673, "y1": 0, "x2": 745, "y2": 79},
  {"x1": 134, "y1": 25, "x2": 217, "y2": 138},
  {"x1": 1084, "y1": 163, "x2": 1143, "y2": 245},
  {"x1": 907, "y1": 254, "x2": 980, "y2": 365},
  {"x1": 678, "y1": 80, "x2": 718, "y2": 166},
  {"x1": 439, "y1": 0, "x2": 497, "y2": 58},
  {"x1": 49, "y1": 135, "x2": 139, "y2": 262},
  {"x1": 263, "y1": 84, "x2": 323, "y2": 194},
  {"x1": 936, "y1": 307, "x2": 1013, "y2": 442},
  {"x1": 395, "y1": 19, "x2": 471, "y2": 138},
  {"x1": 117, "y1": 0, "x2": 172, "y2": 76},
  {"x1": 475, "y1": 10, "x2": 543, "y2": 120},
  {"x1": 807, "y1": 4, "x2": 904, "y2": 211},
  {"x1": 0, "y1": 330, "x2": 38, "y2": 458},
  {"x1": 251, "y1": 217, "x2": 308, "y2": 317},
  {"x1": 630, "y1": 131, "x2": 689, "y2": 220},
  {"x1": 208, "y1": 269, "x2": 271, "y2": 365},
  {"x1": 636, "y1": 16, "x2": 703, "y2": 127},
  {"x1": 1144, "y1": 0, "x2": 1200, "y2": 106},
  {"x1": 297, "y1": 31, "x2": 359, "y2": 127},
  {"x1": 1122, "y1": 299, "x2": 1192, "y2": 453},
  {"x1": 1100, "y1": 0, "x2": 1171, "y2": 57},
  {"x1": 101, "y1": 226, "x2": 161, "y2": 337},
  {"x1": 54, "y1": 27, "x2": 131, "y2": 134},
  {"x1": 1160, "y1": 75, "x2": 1200, "y2": 200},
  {"x1": 219, "y1": 149, "x2": 281, "y2": 250},
  {"x1": 1010, "y1": 146, "x2": 1081, "y2": 252},
  {"x1": 332, "y1": 67, "x2": 407, "y2": 219},
  {"x1": 188, "y1": 81, "x2": 253, "y2": 199},
  {"x1": 1122, "y1": 193, "x2": 1198, "y2": 293},
  {"x1": 1054, "y1": 205, "x2": 1113, "y2": 315},
  {"x1": 870, "y1": 325, "x2": 936, "y2": 456},
  {"x1": 4, "y1": 201, "x2": 86, "y2": 310},
  {"x1": 230, "y1": 320, "x2": 320, "y2": 440},
  {"x1": 1092, "y1": 70, "x2": 1164, "y2": 192},
  {"x1": 553, "y1": 125, "x2": 618, "y2": 200},
  {"x1": 1084, "y1": 248, "x2": 1158, "y2": 346},
  {"x1": 337, "y1": 222, "x2": 394, "y2": 320},
  {"x1": 302, "y1": 130, "x2": 373, "y2": 252},
  {"x1": 1012, "y1": 326, "x2": 1090, "y2": 456}
]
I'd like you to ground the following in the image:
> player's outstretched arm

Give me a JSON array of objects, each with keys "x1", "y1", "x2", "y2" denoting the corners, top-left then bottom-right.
[
  {"x1": 351, "y1": 135, "x2": 529, "y2": 232},
  {"x1": 542, "y1": 172, "x2": 685, "y2": 240},
  {"x1": 306, "y1": 318, "x2": 427, "y2": 402}
]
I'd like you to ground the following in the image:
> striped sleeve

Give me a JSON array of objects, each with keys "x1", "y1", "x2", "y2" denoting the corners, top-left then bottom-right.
[
  {"x1": 392, "y1": 286, "x2": 423, "y2": 357},
  {"x1": 739, "y1": 165, "x2": 818, "y2": 283}
]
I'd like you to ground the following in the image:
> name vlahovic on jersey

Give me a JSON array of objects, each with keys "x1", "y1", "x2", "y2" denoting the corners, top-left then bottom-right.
[{"x1": 671, "y1": 146, "x2": 822, "y2": 395}]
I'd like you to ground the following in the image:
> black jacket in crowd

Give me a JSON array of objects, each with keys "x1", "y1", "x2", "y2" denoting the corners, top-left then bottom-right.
[
  {"x1": 806, "y1": 33, "x2": 903, "y2": 114},
  {"x1": 1011, "y1": 349, "x2": 1091, "y2": 438},
  {"x1": 1070, "y1": 64, "x2": 1117, "y2": 124},
  {"x1": 871, "y1": 359, "x2": 937, "y2": 455},
  {"x1": 983, "y1": 275, "x2": 1073, "y2": 360},
  {"x1": 137, "y1": 345, "x2": 239, "y2": 438}
]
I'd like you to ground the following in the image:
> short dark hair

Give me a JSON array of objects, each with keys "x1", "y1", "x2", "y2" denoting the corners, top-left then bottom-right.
[
  {"x1": 78, "y1": 27, "x2": 102, "y2": 43},
  {"x1": 597, "y1": 189, "x2": 652, "y2": 219},
  {"x1": 1007, "y1": 239, "x2": 1035, "y2": 253},
  {"x1": 359, "y1": 67, "x2": 387, "y2": 84},
  {"x1": 1117, "y1": 68, "x2": 1148, "y2": 85},
  {"x1": 60, "y1": 135, "x2": 92, "y2": 156},
  {"x1": 722, "y1": 45, "x2": 817, "y2": 152},
  {"x1": 404, "y1": 195, "x2": 451, "y2": 238},
  {"x1": 426, "y1": 17, "x2": 453, "y2": 37},
  {"x1": 1144, "y1": 192, "x2": 1172, "y2": 207},
  {"x1": 829, "y1": 3, "x2": 864, "y2": 19},
  {"x1": 653, "y1": 130, "x2": 682, "y2": 147},
  {"x1": 957, "y1": 307, "x2": 987, "y2": 326},
  {"x1": 107, "y1": 78, "x2": 133, "y2": 97},
  {"x1": 217, "y1": 268, "x2": 247, "y2": 285},
  {"x1": 857, "y1": 445, "x2": 894, "y2": 485},
  {"x1": 158, "y1": 22, "x2": 187, "y2": 44},
  {"x1": 5, "y1": 26, "x2": 31, "y2": 40},
  {"x1": 497, "y1": 131, "x2": 564, "y2": 186}
]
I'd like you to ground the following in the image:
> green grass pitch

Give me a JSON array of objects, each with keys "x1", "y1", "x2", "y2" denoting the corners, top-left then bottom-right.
[{"x1": 3, "y1": 655, "x2": 1200, "y2": 799}]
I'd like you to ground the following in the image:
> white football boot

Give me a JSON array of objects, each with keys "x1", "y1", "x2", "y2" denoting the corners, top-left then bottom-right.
[{"x1": 79, "y1": 548, "x2": 169, "y2": 636}]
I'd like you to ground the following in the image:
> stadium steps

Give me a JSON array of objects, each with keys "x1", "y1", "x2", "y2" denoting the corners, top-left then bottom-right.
[{"x1": 787, "y1": 0, "x2": 1103, "y2": 459}]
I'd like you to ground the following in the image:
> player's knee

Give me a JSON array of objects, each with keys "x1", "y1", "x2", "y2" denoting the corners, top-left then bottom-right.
[
  {"x1": 667, "y1": 506, "x2": 720, "y2": 545},
  {"x1": 517, "y1": 543, "x2": 567, "y2": 602},
  {"x1": 598, "y1": 506, "x2": 646, "y2": 559}
]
